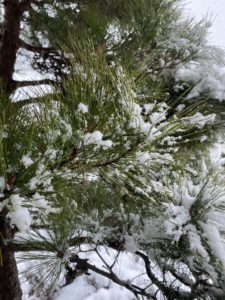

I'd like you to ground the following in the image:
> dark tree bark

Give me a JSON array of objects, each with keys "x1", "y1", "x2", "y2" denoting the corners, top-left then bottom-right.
[
  {"x1": 0, "y1": 0, "x2": 30, "y2": 94},
  {"x1": 0, "y1": 1, "x2": 30, "y2": 299},
  {"x1": 0, "y1": 0, "x2": 20, "y2": 94},
  {"x1": 0, "y1": 214, "x2": 22, "y2": 300}
]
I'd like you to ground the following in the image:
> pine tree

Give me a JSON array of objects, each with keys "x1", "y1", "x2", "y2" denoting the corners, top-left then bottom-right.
[{"x1": 0, "y1": 1, "x2": 225, "y2": 299}]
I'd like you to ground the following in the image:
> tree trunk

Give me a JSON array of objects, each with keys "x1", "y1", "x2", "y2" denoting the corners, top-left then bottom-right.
[
  {"x1": 0, "y1": 0, "x2": 28, "y2": 94},
  {"x1": 0, "y1": 2, "x2": 30, "y2": 299},
  {"x1": 0, "y1": 216, "x2": 22, "y2": 300}
]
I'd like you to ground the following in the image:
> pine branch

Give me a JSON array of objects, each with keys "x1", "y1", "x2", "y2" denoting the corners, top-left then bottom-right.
[
  {"x1": 7, "y1": 236, "x2": 92, "y2": 252},
  {"x1": 92, "y1": 153, "x2": 129, "y2": 168},
  {"x1": 19, "y1": 39, "x2": 57, "y2": 54},
  {"x1": 52, "y1": 147, "x2": 79, "y2": 171},
  {"x1": 51, "y1": 145, "x2": 135, "y2": 174},
  {"x1": 8, "y1": 235, "x2": 124, "y2": 253},
  {"x1": 13, "y1": 79, "x2": 56, "y2": 88}
]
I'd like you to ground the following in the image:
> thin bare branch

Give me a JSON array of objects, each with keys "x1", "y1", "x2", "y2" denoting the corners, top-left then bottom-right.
[
  {"x1": 13, "y1": 79, "x2": 56, "y2": 88},
  {"x1": 70, "y1": 254, "x2": 157, "y2": 300},
  {"x1": 19, "y1": 39, "x2": 57, "y2": 53},
  {"x1": 135, "y1": 251, "x2": 191, "y2": 300}
]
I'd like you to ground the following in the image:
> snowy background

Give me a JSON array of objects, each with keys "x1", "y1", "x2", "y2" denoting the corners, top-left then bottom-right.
[{"x1": 188, "y1": 0, "x2": 225, "y2": 48}]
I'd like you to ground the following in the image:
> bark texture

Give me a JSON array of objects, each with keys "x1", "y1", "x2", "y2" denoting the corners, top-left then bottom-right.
[
  {"x1": 0, "y1": 0, "x2": 26, "y2": 94},
  {"x1": 0, "y1": 215, "x2": 22, "y2": 300},
  {"x1": 0, "y1": 1, "x2": 26, "y2": 299}
]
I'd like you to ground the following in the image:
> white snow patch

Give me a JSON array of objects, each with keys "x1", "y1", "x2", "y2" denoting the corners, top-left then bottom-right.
[
  {"x1": 7, "y1": 207, "x2": 32, "y2": 232},
  {"x1": 21, "y1": 155, "x2": 34, "y2": 168},
  {"x1": 77, "y1": 103, "x2": 89, "y2": 114},
  {"x1": 83, "y1": 131, "x2": 113, "y2": 148}
]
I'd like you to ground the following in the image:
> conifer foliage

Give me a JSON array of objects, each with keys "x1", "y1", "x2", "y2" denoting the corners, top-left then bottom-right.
[{"x1": 0, "y1": 1, "x2": 225, "y2": 299}]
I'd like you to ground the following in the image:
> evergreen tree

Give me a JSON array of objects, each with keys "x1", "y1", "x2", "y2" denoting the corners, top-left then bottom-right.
[{"x1": 0, "y1": 1, "x2": 225, "y2": 299}]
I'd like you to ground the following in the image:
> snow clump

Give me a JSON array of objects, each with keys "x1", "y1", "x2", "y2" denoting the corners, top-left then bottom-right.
[{"x1": 83, "y1": 131, "x2": 113, "y2": 148}]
